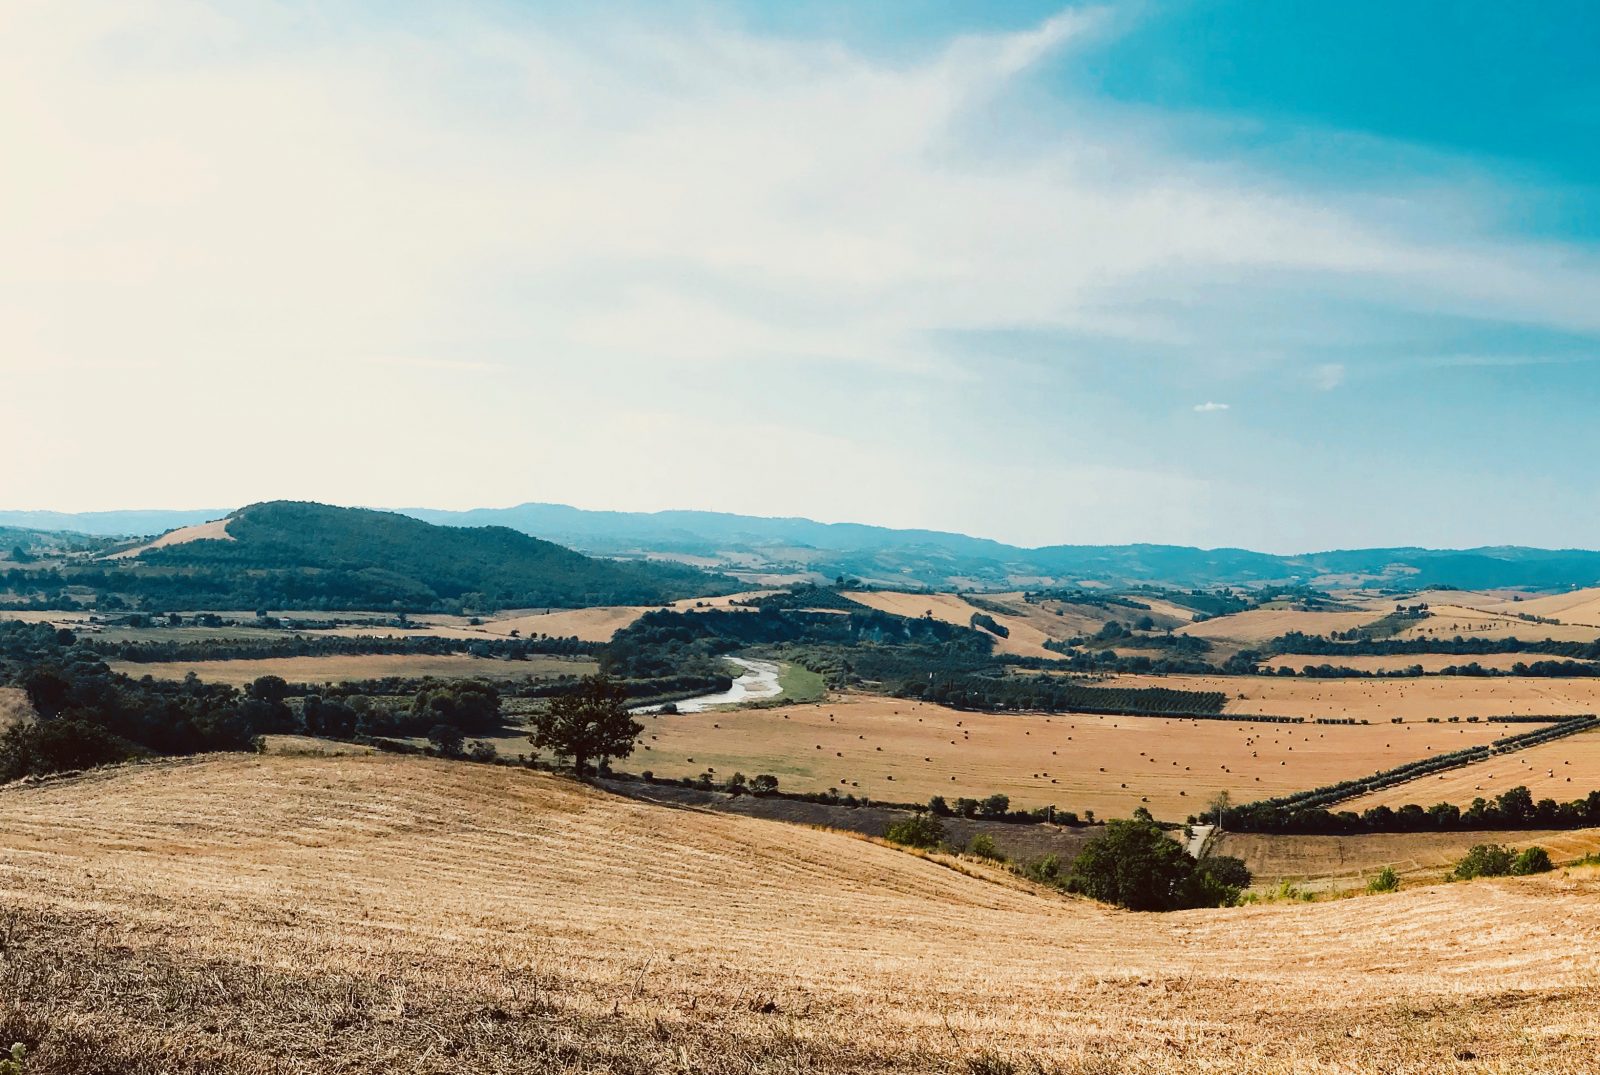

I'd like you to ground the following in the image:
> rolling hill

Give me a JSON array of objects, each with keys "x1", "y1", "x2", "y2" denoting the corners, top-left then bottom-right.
[
  {"x1": 33, "y1": 502, "x2": 736, "y2": 612},
  {"x1": 11, "y1": 501, "x2": 1600, "y2": 591},
  {"x1": 1, "y1": 751, "x2": 1597, "y2": 1073}
]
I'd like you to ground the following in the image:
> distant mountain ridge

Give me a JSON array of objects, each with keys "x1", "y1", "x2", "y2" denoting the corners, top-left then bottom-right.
[{"x1": 4, "y1": 501, "x2": 1599, "y2": 592}]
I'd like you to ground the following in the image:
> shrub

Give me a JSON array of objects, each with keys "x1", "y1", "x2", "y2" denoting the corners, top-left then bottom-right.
[
  {"x1": 465, "y1": 740, "x2": 498, "y2": 763},
  {"x1": 884, "y1": 813, "x2": 946, "y2": 850},
  {"x1": 749, "y1": 774, "x2": 779, "y2": 795},
  {"x1": 0, "y1": 720, "x2": 143, "y2": 782},
  {"x1": 1020, "y1": 853, "x2": 1062, "y2": 884},
  {"x1": 0, "y1": 1043, "x2": 24, "y2": 1075},
  {"x1": 1452, "y1": 843, "x2": 1515, "y2": 880},
  {"x1": 427, "y1": 723, "x2": 465, "y2": 758},
  {"x1": 1510, "y1": 846, "x2": 1553, "y2": 875},
  {"x1": 966, "y1": 834, "x2": 1003, "y2": 861},
  {"x1": 1367, "y1": 866, "x2": 1400, "y2": 893}
]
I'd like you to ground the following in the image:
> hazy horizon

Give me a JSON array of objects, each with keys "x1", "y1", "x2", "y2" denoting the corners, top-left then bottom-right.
[{"x1": 6, "y1": 2, "x2": 1597, "y2": 550}]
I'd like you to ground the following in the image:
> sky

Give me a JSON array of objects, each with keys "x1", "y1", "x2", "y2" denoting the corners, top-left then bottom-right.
[{"x1": 3, "y1": 0, "x2": 1598, "y2": 553}]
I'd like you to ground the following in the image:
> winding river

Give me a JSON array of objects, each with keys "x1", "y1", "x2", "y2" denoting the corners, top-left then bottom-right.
[{"x1": 633, "y1": 657, "x2": 782, "y2": 714}]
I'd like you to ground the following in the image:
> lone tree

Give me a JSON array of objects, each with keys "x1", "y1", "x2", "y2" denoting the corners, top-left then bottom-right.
[{"x1": 529, "y1": 674, "x2": 642, "y2": 778}]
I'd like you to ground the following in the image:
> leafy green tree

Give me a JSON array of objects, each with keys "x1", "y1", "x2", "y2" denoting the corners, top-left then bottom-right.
[
  {"x1": 527, "y1": 674, "x2": 642, "y2": 778},
  {"x1": 1510, "y1": 846, "x2": 1553, "y2": 875},
  {"x1": 978, "y1": 793, "x2": 1011, "y2": 818},
  {"x1": 1452, "y1": 843, "x2": 1515, "y2": 880},
  {"x1": 749, "y1": 774, "x2": 779, "y2": 795},
  {"x1": 1068, "y1": 816, "x2": 1197, "y2": 911}
]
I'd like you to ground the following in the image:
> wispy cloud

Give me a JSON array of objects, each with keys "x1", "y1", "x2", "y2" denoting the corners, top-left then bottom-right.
[
  {"x1": 1, "y1": 3, "x2": 1596, "y2": 546},
  {"x1": 1193, "y1": 401, "x2": 1231, "y2": 413}
]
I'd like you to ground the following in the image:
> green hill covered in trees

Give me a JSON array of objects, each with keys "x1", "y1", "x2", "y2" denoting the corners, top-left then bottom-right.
[{"x1": 13, "y1": 502, "x2": 734, "y2": 612}]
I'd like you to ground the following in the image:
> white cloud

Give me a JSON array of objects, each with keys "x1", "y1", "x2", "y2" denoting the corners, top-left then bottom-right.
[
  {"x1": 0, "y1": 3, "x2": 1596, "y2": 545},
  {"x1": 1193, "y1": 402, "x2": 1231, "y2": 413},
  {"x1": 1311, "y1": 363, "x2": 1346, "y2": 390}
]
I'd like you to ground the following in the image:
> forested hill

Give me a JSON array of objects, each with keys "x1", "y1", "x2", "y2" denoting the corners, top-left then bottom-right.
[{"x1": 13, "y1": 502, "x2": 735, "y2": 612}]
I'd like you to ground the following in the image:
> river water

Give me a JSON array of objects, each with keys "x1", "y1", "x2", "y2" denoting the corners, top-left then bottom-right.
[{"x1": 632, "y1": 657, "x2": 782, "y2": 714}]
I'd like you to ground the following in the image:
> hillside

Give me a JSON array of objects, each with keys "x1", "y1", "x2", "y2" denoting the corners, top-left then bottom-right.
[
  {"x1": 23, "y1": 502, "x2": 735, "y2": 612},
  {"x1": 17, "y1": 501, "x2": 1600, "y2": 591},
  {"x1": 1, "y1": 752, "x2": 1597, "y2": 1073}
]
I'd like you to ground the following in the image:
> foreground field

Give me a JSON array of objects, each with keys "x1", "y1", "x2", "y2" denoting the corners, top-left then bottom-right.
[
  {"x1": 1109, "y1": 672, "x2": 1600, "y2": 719},
  {"x1": 629, "y1": 695, "x2": 1523, "y2": 819},
  {"x1": 108, "y1": 653, "x2": 597, "y2": 686},
  {"x1": 1, "y1": 753, "x2": 1598, "y2": 1073}
]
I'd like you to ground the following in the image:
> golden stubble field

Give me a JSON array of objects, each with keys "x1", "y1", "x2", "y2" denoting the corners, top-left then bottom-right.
[
  {"x1": 632, "y1": 694, "x2": 1524, "y2": 819},
  {"x1": 2, "y1": 753, "x2": 1600, "y2": 1074},
  {"x1": 1261, "y1": 652, "x2": 1595, "y2": 673},
  {"x1": 1109, "y1": 672, "x2": 1600, "y2": 719},
  {"x1": 1342, "y1": 728, "x2": 1600, "y2": 812},
  {"x1": 1219, "y1": 825, "x2": 1600, "y2": 891},
  {"x1": 107, "y1": 653, "x2": 597, "y2": 686}
]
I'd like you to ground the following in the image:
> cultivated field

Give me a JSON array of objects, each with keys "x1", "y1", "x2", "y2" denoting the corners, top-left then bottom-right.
[
  {"x1": 626, "y1": 694, "x2": 1523, "y2": 819},
  {"x1": 1260, "y1": 652, "x2": 1593, "y2": 673},
  {"x1": 1217, "y1": 826, "x2": 1600, "y2": 892},
  {"x1": 1398, "y1": 604, "x2": 1600, "y2": 644},
  {"x1": 1342, "y1": 727, "x2": 1600, "y2": 811},
  {"x1": 1108, "y1": 672, "x2": 1600, "y2": 719},
  {"x1": 108, "y1": 653, "x2": 597, "y2": 686},
  {"x1": 2, "y1": 753, "x2": 1599, "y2": 1073},
  {"x1": 1480, "y1": 585, "x2": 1600, "y2": 625},
  {"x1": 1176, "y1": 607, "x2": 1379, "y2": 643}
]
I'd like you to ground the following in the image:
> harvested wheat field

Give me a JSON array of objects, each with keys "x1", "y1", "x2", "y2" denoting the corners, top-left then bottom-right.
[
  {"x1": 1109, "y1": 672, "x2": 1600, "y2": 720},
  {"x1": 1479, "y1": 586, "x2": 1600, "y2": 626},
  {"x1": 1176, "y1": 607, "x2": 1379, "y2": 643},
  {"x1": 105, "y1": 516, "x2": 234, "y2": 559},
  {"x1": 1342, "y1": 727, "x2": 1600, "y2": 812},
  {"x1": 1260, "y1": 652, "x2": 1594, "y2": 674},
  {"x1": 630, "y1": 694, "x2": 1524, "y2": 819},
  {"x1": 1, "y1": 753, "x2": 1598, "y2": 1074},
  {"x1": 1217, "y1": 826, "x2": 1600, "y2": 892},
  {"x1": 1397, "y1": 604, "x2": 1600, "y2": 644},
  {"x1": 841, "y1": 591, "x2": 1062, "y2": 659},
  {"x1": 107, "y1": 653, "x2": 596, "y2": 686}
]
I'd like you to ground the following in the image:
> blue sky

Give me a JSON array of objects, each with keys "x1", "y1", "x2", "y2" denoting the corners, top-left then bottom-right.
[{"x1": 3, "y1": 1, "x2": 1597, "y2": 552}]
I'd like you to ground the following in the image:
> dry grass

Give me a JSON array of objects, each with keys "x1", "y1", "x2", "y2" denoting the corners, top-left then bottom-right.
[
  {"x1": 1, "y1": 753, "x2": 1599, "y2": 1073},
  {"x1": 626, "y1": 694, "x2": 1522, "y2": 819},
  {"x1": 106, "y1": 653, "x2": 596, "y2": 686},
  {"x1": 1108, "y1": 672, "x2": 1600, "y2": 719},
  {"x1": 0, "y1": 687, "x2": 32, "y2": 728},
  {"x1": 105, "y1": 517, "x2": 234, "y2": 559},
  {"x1": 1342, "y1": 728, "x2": 1600, "y2": 811}
]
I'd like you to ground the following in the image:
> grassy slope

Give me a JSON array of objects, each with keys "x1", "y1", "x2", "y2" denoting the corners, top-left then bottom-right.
[{"x1": 2, "y1": 753, "x2": 1599, "y2": 1073}]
